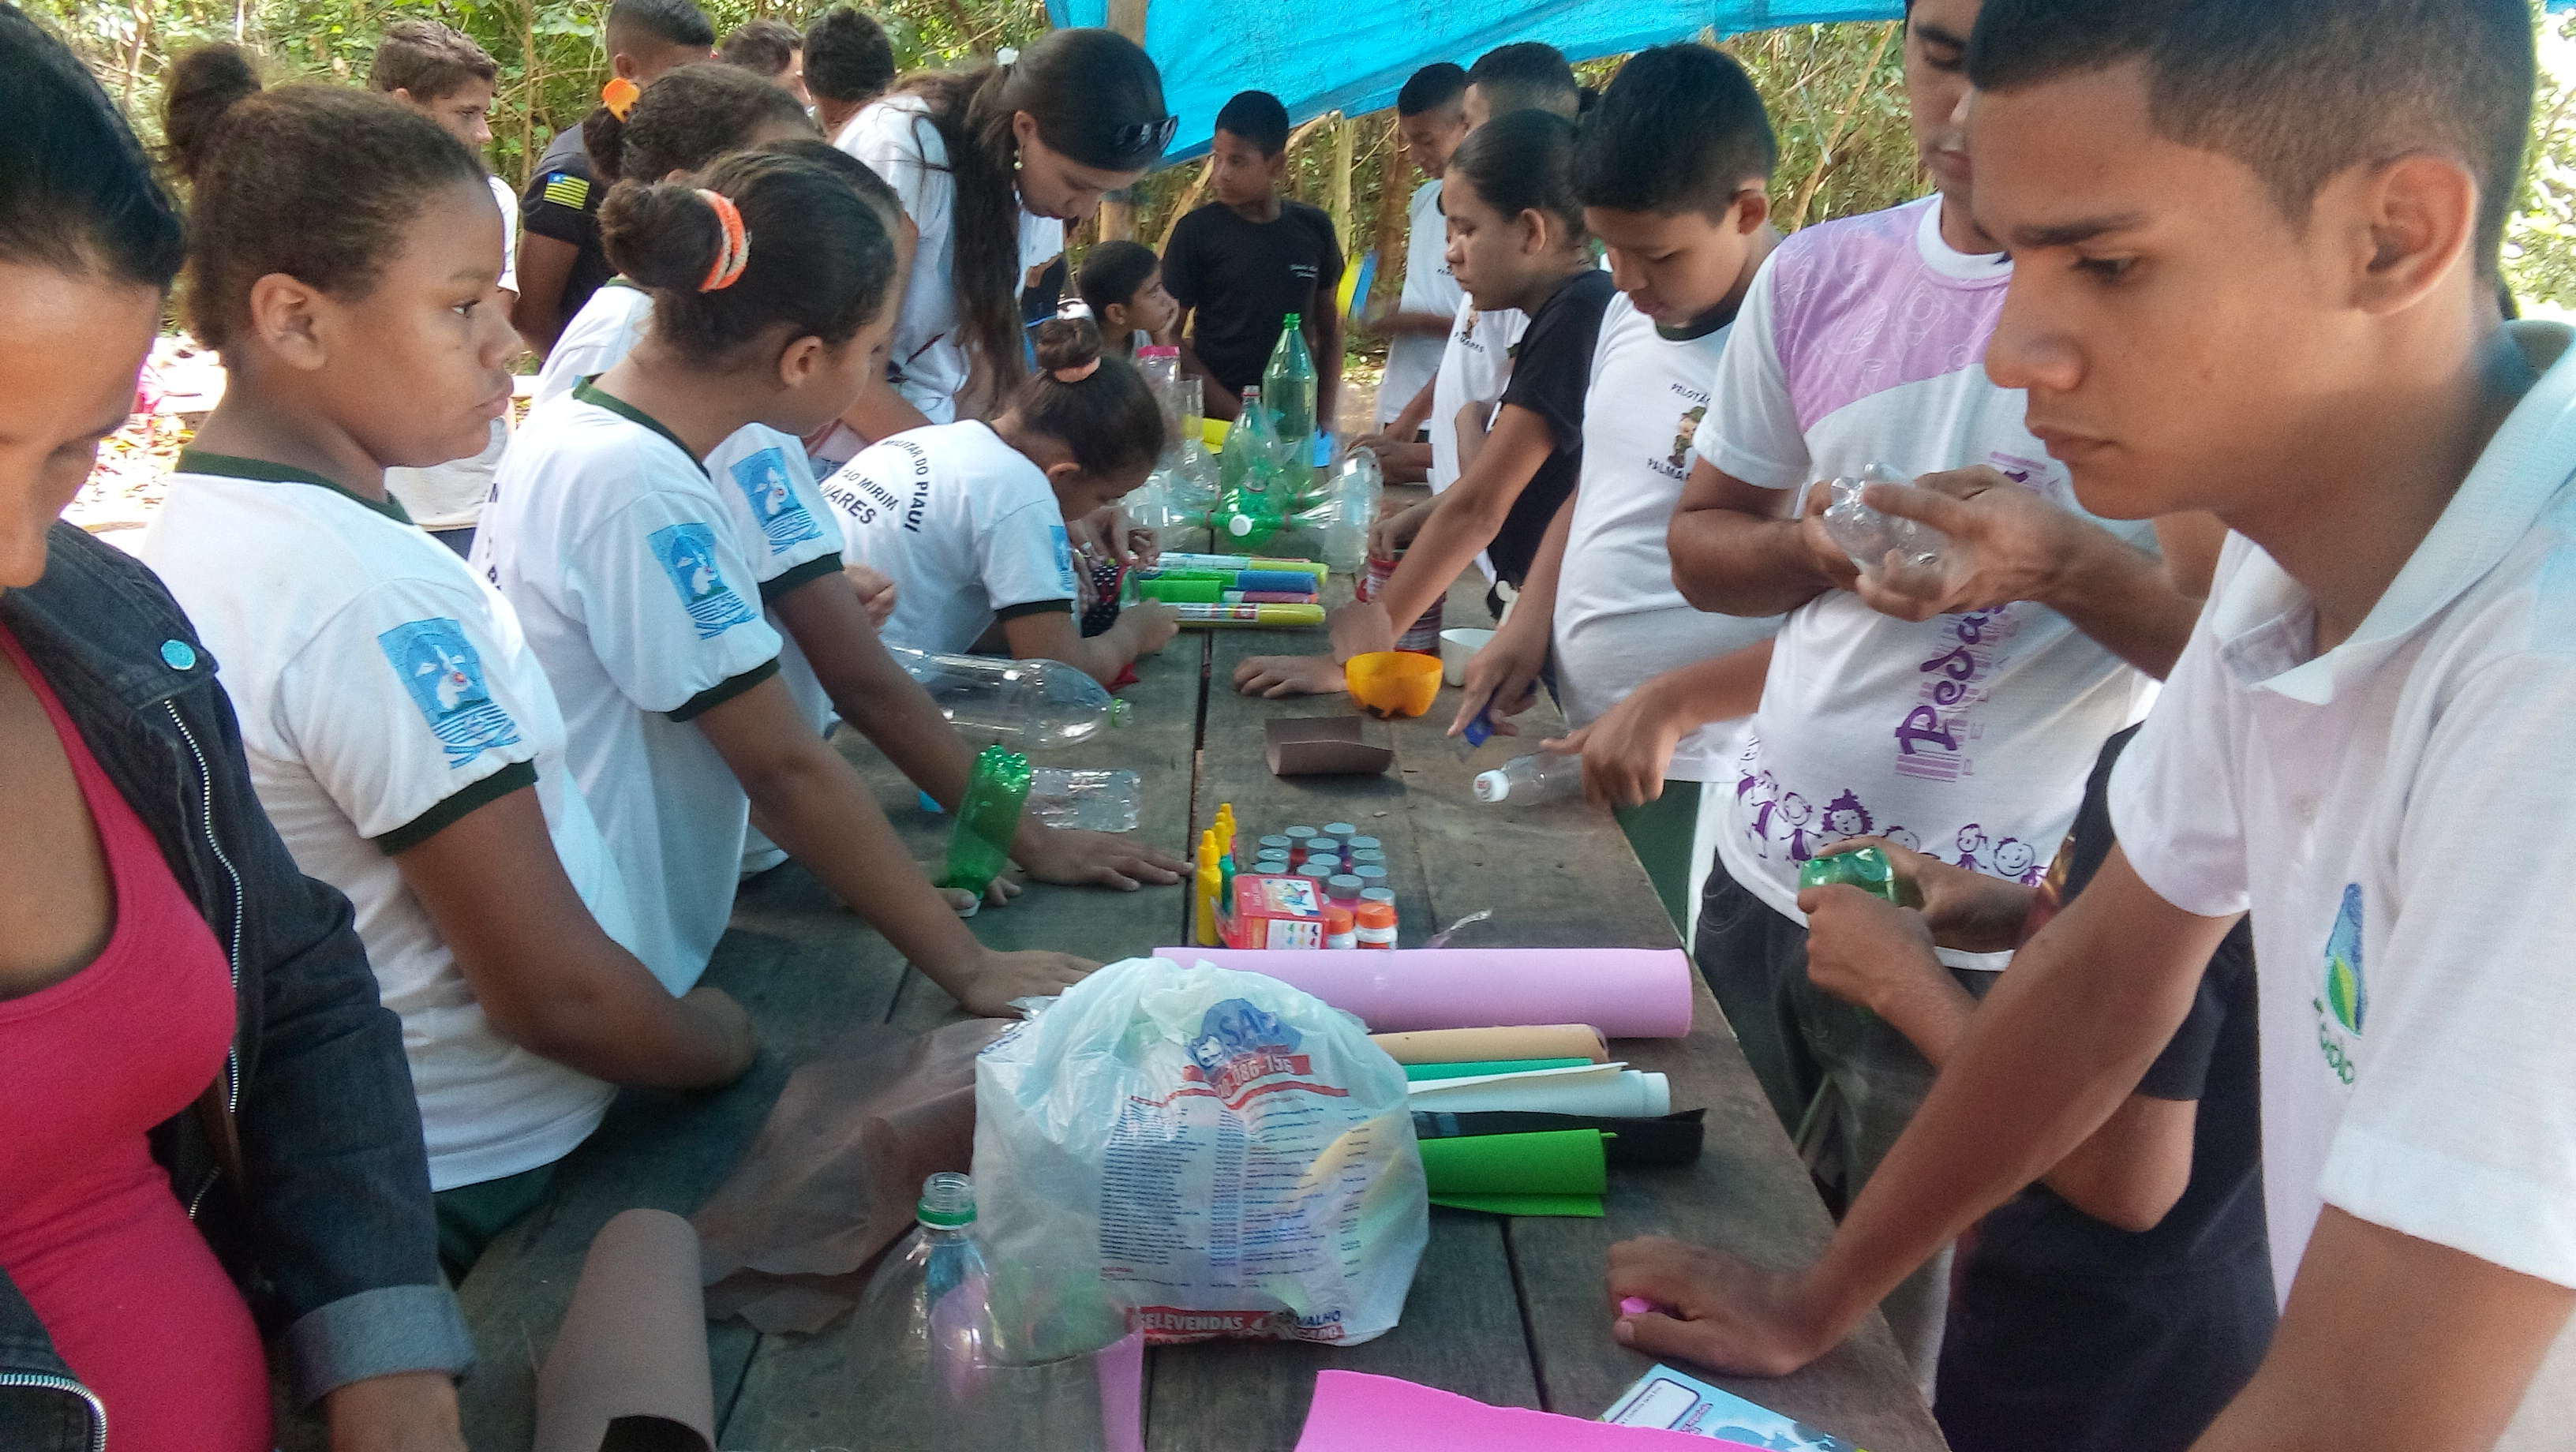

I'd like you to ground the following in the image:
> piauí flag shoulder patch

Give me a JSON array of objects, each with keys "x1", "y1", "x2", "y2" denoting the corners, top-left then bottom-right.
[{"x1": 542, "y1": 172, "x2": 590, "y2": 211}]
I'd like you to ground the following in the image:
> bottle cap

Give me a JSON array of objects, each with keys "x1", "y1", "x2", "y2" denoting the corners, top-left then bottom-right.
[
  {"x1": 917, "y1": 1171, "x2": 975, "y2": 1228},
  {"x1": 1283, "y1": 826, "x2": 1317, "y2": 841},
  {"x1": 1327, "y1": 874, "x2": 1364, "y2": 900},
  {"x1": 1473, "y1": 769, "x2": 1509, "y2": 803},
  {"x1": 1324, "y1": 905, "x2": 1356, "y2": 933},
  {"x1": 1139, "y1": 345, "x2": 1180, "y2": 358},
  {"x1": 1349, "y1": 850, "x2": 1385, "y2": 866},
  {"x1": 1354, "y1": 864, "x2": 1388, "y2": 885},
  {"x1": 1343, "y1": 836, "x2": 1380, "y2": 851},
  {"x1": 1322, "y1": 822, "x2": 1357, "y2": 836},
  {"x1": 1258, "y1": 835, "x2": 1292, "y2": 852},
  {"x1": 1307, "y1": 837, "x2": 1341, "y2": 855},
  {"x1": 1356, "y1": 901, "x2": 1397, "y2": 929},
  {"x1": 1297, "y1": 863, "x2": 1335, "y2": 881},
  {"x1": 1361, "y1": 887, "x2": 1396, "y2": 904}
]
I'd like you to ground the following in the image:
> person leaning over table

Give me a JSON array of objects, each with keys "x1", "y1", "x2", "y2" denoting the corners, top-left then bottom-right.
[{"x1": 0, "y1": 12, "x2": 472, "y2": 1450}]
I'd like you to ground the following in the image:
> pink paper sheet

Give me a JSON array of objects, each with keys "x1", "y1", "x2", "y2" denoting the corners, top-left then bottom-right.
[
  {"x1": 1294, "y1": 1372, "x2": 1763, "y2": 1452},
  {"x1": 1153, "y1": 948, "x2": 1694, "y2": 1038}
]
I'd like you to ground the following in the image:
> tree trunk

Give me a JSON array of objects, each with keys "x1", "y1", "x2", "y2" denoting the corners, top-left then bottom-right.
[{"x1": 1329, "y1": 112, "x2": 1354, "y2": 248}]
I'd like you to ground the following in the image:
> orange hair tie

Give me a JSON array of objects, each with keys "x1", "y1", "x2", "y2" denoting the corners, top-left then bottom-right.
[
  {"x1": 601, "y1": 76, "x2": 640, "y2": 120},
  {"x1": 1052, "y1": 357, "x2": 1102, "y2": 383},
  {"x1": 695, "y1": 189, "x2": 750, "y2": 292}
]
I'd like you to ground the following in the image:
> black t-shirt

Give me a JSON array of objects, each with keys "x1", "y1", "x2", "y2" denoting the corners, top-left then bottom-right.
[
  {"x1": 1160, "y1": 199, "x2": 1344, "y2": 393},
  {"x1": 1934, "y1": 725, "x2": 2275, "y2": 1452},
  {"x1": 521, "y1": 125, "x2": 616, "y2": 327},
  {"x1": 1488, "y1": 267, "x2": 1618, "y2": 586}
]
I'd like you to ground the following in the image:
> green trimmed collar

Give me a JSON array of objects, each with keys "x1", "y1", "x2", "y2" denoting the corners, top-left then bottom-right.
[
  {"x1": 571, "y1": 378, "x2": 705, "y2": 473},
  {"x1": 175, "y1": 449, "x2": 413, "y2": 524}
]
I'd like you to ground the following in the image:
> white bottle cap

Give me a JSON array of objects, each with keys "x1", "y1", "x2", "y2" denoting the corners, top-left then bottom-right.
[{"x1": 1473, "y1": 769, "x2": 1509, "y2": 803}]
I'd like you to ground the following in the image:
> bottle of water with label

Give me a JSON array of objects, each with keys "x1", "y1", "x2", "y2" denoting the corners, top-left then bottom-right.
[{"x1": 891, "y1": 646, "x2": 1124, "y2": 753}]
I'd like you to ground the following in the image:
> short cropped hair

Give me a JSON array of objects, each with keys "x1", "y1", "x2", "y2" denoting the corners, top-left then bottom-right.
[
  {"x1": 1968, "y1": 0, "x2": 2533, "y2": 279},
  {"x1": 606, "y1": 0, "x2": 714, "y2": 52},
  {"x1": 803, "y1": 6, "x2": 895, "y2": 104},
  {"x1": 1467, "y1": 41, "x2": 1578, "y2": 120},
  {"x1": 721, "y1": 18, "x2": 801, "y2": 77},
  {"x1": 1215, "y1": 89, "x2": 1290, "y2": 156},
  {"x1": 1076, "y1": 238, "x2": 1159, "y2": 316},
  {"x1": 1575, "y1": 44, "x2": 1777, "y2": 217},
  {"x1": 1397, "y1": 62, "x2": 1466, "y2": 118},
  {"x1": 367, "y1": 19, "x2": 496, "y2": 100}
]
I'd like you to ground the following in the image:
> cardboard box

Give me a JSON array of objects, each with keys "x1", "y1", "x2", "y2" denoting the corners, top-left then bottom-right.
[{"x1": 1226, "y1": 874, "x2": 1326, "y2": 949}]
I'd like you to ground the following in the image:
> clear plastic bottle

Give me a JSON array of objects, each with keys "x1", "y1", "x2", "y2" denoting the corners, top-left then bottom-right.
[
  {"x1": 852, "y1": 1173, "x2": 990, "y2": 1446},
  {"x1": 1821, "y1": 461, "x2": 1949, "y2": 576},
  {"x1": 1262, "y1": 313, "x2": 1318, "y2": 453},
  {"x1": 891, "y1": 646, "x2": 1124, "y2": 753},
  {"x1": 1318, "y1": 447, "x2": 1382, "y2": 574},
  {"x1": 1216, "y1": 386, "x2": 1286, "y2": 547},
  {"x1": 1473, "y1": 752, "x2": 1586, "y2": 805}
]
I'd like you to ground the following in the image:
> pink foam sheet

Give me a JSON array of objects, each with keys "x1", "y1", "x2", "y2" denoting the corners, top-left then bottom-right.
[
  {"x1": 1151, "y1": 948, "x2": 1695, "y2": 1038},
  {"x1": 1293, "y1": 1371, "x2": 1764, "y2": 1452}
]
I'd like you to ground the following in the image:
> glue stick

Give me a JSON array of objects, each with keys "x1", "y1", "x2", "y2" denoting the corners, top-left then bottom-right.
[{"x1": 1194, "y1": 830, "x2": 1222, "y2": 946}]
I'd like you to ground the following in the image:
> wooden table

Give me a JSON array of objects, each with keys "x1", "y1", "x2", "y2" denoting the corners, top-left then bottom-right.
[{"x1": 452, "y1": 571, "x2": 1946, "y2": 1452}]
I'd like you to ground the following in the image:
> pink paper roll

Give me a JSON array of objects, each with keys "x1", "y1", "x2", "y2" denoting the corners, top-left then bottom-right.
[{"x1": 1153, "y1": 948, "x2": 1694, "y2": 1038}]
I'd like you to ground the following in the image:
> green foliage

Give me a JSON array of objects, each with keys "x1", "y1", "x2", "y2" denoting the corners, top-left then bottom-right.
[{"x1": 2507, "y1": 8, "x2": 2576, "y2": 310}]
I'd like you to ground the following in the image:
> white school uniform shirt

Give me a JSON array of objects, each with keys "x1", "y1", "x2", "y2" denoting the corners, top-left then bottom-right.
[
  {"x1": 1553, "y1": 294, "x2": 1781, "y2": 781},
  {"x1": 525, "y1": 281, "x2": 849, "y2": 735},
  {"x1": 144, "y1": 451, "x2": 620, "y2": 1191},
  {"x1": 1376, "y1": 179, "x2": 1465, "y2": 428},
  {"x1": 818, "y1": 420, "x2": 1078, "y2": 654},
  {"x1": 534, "y1": 278, "x2": 650, "y2": 406},
  {"x1": 841, "y1": 95, "x2": 1065, "y2": 423},
  {"x1": 1694, "y1": 195, "x2": 2159, "y2": 964},
  {"x1": 478, "y1": 384, "x2": 787, "y2": 991},
  {"x1": 1428, "y1": 297, "x2": 1525, "y2": 583},
  {"x1": 2110, "y1": 320, "x2": 2576, "y2": 1438},
  {"x1": 380, "y1": 174, "x2": 523, "y2": 530}
]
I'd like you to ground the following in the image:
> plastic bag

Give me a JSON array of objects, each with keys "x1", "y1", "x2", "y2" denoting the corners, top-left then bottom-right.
[{"x1": 973, "y1": 956, "x2": 1428, "y2": 1351}]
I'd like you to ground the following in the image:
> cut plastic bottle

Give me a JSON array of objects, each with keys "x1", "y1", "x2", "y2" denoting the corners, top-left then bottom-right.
[
  {"x1": 891, "y1": 646, "x2": 1124, "y2": 754},
  {"x1": 1216, "y1": 385, "x2": 1287, "y2": 547},
  {"x1": 1473, "y1": 752, "x2": 1586, "y2": 806},
  {"x1": 851, "y1": 1173, "x2": 994, "y2": 1447},
  {"x1": 1821, "y1": 461, "x2": 1949, "y2": 577}
]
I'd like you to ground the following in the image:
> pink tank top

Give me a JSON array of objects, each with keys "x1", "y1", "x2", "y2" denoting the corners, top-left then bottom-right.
[{"x1": 0, "y1": 624, "x2": 270, "y2": 1452}]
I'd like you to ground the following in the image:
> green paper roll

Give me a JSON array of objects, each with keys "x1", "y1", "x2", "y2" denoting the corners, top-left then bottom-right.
[
  {"x1": 1403, "y1": 1057, "x2": 1593, "y2": 1083},
  {"x1": 1417, "y1": 1129, "x2": 1606, "y2": 1198},
  {"x1": 1430, "y1": 1192, "x2": 1604, "y2": 1218}
]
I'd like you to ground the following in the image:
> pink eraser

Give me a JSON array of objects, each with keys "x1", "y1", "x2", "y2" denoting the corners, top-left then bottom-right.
[{"x1": 1618, "y1": 1297, "x2": 1661, "y2": 1318}]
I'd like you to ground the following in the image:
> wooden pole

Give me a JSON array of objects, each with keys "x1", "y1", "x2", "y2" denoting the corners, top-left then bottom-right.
[
  {"x1": 1328, "y1": 111, "x2": 1354, "y2": 249},
  {"x1": 519, "y1": 0, "x2": 538, "y2": 190},
  {"x1": 1368, "y1": 113, "x2": 1412, "y2": 312},
  {"x1": 1099, "y1": 0, "x2": 1150, "y2": 241}
]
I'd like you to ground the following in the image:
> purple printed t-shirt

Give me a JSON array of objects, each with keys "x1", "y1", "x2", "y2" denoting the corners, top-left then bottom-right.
[{"x1": 1691, "y1": 196, "x2": 2161, "y2": 964}]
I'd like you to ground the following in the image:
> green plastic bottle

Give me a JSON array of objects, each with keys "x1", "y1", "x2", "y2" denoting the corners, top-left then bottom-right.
[
  {"x1": 941, "y1": 744, "x2": 1033, "y2": 896},
  {"x1": 1262, "y1": 313, "x2": 1317, "y2": 456}
]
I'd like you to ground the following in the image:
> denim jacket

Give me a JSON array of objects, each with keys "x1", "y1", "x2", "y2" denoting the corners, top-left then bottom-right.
[{"x1": 0, "y1": 524, "x2": 474, "y2": 1452}]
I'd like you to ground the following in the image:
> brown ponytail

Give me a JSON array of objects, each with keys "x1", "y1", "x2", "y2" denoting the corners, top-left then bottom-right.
[{"x1": 1009, "y1": 314, "x2": 1161, "y2": 481}]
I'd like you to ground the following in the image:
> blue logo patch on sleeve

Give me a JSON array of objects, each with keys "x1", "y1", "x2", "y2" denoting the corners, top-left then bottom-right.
[
  {"x1": 649, "y1": 522, "x2": 760, "y2": 639},
  {"x1": 727, "y1": 446, "x2": 823, "y2": 555},
  {"x1": 377, "y1": 617, "x2": 522, "y2": 767},
  {"x1": 1049, "y1": 522, "x2": 1077, "y2": 594}
]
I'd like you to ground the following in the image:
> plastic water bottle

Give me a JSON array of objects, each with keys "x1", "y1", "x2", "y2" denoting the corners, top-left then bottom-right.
[
  {"x1": 1320, "y1": 447, "x2": 1381, "y2": 574},
  {"x1": 1473, "y1": 752, "x2": 1586, "y2": 806},
  {"x1": 1821, "y1": 461, "x2": 1949, "y2": 577},
  {"x1": 853, "y1": 1174, "x2": 991, "y2": 1441},
  {"x1": 1217, "y1": 387, "x2": 1286, "y2": 547},
  {"x1": 1262, "y1": 313, "x2": 1318, "y2": 454},
  {"x1": 891, "y1": 646, "x2": 1124, "y2": 753}
]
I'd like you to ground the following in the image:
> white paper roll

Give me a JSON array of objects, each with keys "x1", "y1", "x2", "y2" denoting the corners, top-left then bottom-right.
[{"x1": 1407, "y1": 1065, "x2": 1669, "y2": 1117}]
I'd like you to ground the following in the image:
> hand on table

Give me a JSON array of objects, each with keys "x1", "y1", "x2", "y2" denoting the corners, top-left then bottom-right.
[
  {"x1": 1121, "y1": 598, "x2": 1182, "y2": 657},
  {"x1": 1234, "y1": 653, "x2": 1347, "y2": 698},
  {"x1": 956, "y1": 948, "x2": 1098, "y2": 1017},
  {"x1": 1846, "y1": 466, "x2": 2085, "y2": 622},
  {"x1": 325, "y1": 1371, "x2": 464, "y2": 1452},
  {"x1": 1016, "y1": 826, "x2": 1189, "y2": 891},
  {"x1": 843, "y1": 560, "x2": 899, "y2": 629},
  {"x1": 1607, "y1": 1236, "x2": 1844, "y2": 1379},
  {"x1": 1809, "y1": 835, "x2": 2034, "y2": 954}
]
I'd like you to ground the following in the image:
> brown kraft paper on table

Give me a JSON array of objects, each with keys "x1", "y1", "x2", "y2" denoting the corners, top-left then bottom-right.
[
  {"x1": 533, "y1": 1208, "x2": 716, "y2": 1452},
  {"x1": 1266, "y1": 716, "x2": 1395, "y2": 777},
  {"x1": 1368, "y1": 1024, "x2": 1609, "y2": 1065},
  {"x1": 691, "y1": 1017, "x2": 1012, "y2": 1334}
]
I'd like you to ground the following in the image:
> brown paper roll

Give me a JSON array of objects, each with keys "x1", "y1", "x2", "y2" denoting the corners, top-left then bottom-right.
[
  {"x1": 533, "y1": 1208, "x2": 715, "y2": 1452},
  {"x1": 1266, "y1": 716, "x2": 1395, "y2": 776},
  {"x1": 1368, "y1": 1024, "x2": 1609, "y2": 1065}
]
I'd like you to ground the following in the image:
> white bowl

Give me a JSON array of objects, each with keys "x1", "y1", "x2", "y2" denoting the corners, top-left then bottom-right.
[{"x1": 1438, "y1": 627, "x2": 1496, "y2": 687}]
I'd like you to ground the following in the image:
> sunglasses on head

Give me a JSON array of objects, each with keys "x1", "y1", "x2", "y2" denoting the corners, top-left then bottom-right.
[{"x1": 1109, "y1": 114, "x2": 1179, "y2": 157}]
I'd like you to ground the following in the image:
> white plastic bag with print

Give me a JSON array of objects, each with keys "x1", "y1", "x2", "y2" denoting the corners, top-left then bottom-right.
[{"x1": 974, "y1": 955, "x2": 1428, "y2": 1352}]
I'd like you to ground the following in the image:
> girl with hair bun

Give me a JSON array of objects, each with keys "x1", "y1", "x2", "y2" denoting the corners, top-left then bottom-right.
[
  {"x1": 482, "y1": 151, "x2": 1109, "y2": 1016},
  {"x1": 824, "y1": 311, "x2": 1179, "y2": 683},
  {"x1": 145, "y1": 45, "x2": 765, "y2": 1293},
  {"x1": 1, "y1": 19, "x2": 472, "y2": 1451},
  {"x1": 841, "y1": 27, "x2": 1174, "y2": 424}
]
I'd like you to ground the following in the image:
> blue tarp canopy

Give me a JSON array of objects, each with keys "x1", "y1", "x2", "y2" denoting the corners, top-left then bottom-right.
[{"x1": 1046, "y1": 0, "x2": 1905, "y2": 162}]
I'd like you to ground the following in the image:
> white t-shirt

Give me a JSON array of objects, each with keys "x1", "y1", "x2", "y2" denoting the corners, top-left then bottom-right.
[
  {"x1": 841, "y1": 94, "x2": 1065, "y2": 423},
  {"x1": 1697, "y1": 196, "x2": 2159, "y2": 960},
  {"x1": 2110, "y1": 321, "x2": 2576, "y2": 1436},
  {"x1": 534, "y1": 279, "x2": 650, "y2": 406},
  {"x1": 1428, "y1": 297, "x2": 1525, "y2": 584},
  {"x1": 478, "y1": 385, "x2": 787, "y2": 992},
  {"x1": 1554, "y1": 294, "x2": 1781, "y2": 781},
  {"x1": 380, "y1": 174, "x2": 524, "y2": 530},
  {"x1": 1378, "y1": 179, "x2": 1463, "y2": 428},
  {"x1": 144, "y1": 452, "x2": 620, "y2": 1191},
  {"x1": 818, "y1": 420, "x2": 1077, "y2": 654}
]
